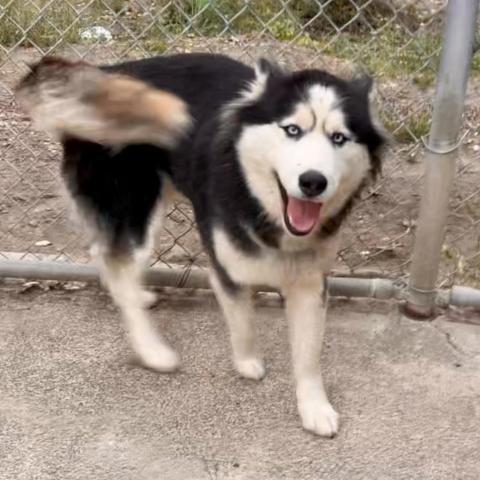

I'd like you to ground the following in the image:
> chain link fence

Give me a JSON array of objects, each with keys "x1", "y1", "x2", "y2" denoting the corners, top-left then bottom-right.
[{"x1": 0, "y1": 0, "x2": 478, "y2": 287}]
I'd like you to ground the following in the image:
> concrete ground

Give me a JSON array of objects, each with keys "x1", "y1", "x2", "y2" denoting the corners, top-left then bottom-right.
[{"x1": 1, "y1": 282, "x2": 479, "y2": 480}]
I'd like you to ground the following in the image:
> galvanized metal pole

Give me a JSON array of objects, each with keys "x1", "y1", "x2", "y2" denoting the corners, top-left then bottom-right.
[{"x1": 406, "y1": 0, "x2": 479, "y2": 318}]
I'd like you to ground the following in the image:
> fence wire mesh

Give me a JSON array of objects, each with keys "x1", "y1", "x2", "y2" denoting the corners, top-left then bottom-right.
[{"x1": 0, "y1": 0, "x2": 478, "y2": 286}]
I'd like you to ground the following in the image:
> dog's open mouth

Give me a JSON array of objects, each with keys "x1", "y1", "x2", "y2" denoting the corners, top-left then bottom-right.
[{"x1": 276, "y1": 176, "x2": 322, "y2": 236}]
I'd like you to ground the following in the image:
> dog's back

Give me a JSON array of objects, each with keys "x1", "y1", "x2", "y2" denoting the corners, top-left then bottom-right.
[{"x1": 102, "y1": 53, "x2": 254, "y2": 124}]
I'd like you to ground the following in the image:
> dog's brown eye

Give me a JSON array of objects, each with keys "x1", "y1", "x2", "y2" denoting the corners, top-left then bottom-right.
[
  {"x1": 331, "y1": 132, "x2": 348, "y2": 146},
  {"x1": 282, "y1": 124, "x2": 302, "y2": 139}
]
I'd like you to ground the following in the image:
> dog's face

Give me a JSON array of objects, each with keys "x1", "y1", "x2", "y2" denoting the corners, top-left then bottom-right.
[{"x1": 229, "y1": 60, "x2": 384, "y2": 237}]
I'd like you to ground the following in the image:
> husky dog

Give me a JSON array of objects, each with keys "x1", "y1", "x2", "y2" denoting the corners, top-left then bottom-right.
[{"x1": 16, "y1": 53, "x2": 384, "y2": 436}]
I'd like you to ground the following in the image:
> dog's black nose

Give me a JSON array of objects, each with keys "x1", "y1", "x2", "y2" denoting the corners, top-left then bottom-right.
[{"x1": 299, "y1": 170, "x2": 328, "y2": 197}]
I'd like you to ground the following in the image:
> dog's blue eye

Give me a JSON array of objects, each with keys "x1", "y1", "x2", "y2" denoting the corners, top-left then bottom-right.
[
  {"x1": 282, "y1": 124, "x2": 302, "y2": 138},
  {"x1": 331, "y1": 132, "x2": 348, "y2": 146}
]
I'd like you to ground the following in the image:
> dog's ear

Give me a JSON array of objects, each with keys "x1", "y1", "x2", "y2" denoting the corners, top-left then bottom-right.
[
  {"x1": 350, "y1": 73, "x2": 374, "y2": 100},
  {"x1": 351, "y1": 74, "x2": 381, "y2": 119},
  {"x1": 351, "y1": 73, "x2": 391, "y2": 145},
  {"x1": 243, "y1": 58, "x2": 284, "y2": 102},
  {"x1": 351, "y1": 74, "x2": 391, "y2": 179},
  {"x1": 255, "y1": 58, "x2": 284, "y2": 79},
  {"x1": 15, "y1": 56, "x2": 191, "y2": 149},
  {"x1": 350, "y1": 74, "x2": 385, "y2": 122}
]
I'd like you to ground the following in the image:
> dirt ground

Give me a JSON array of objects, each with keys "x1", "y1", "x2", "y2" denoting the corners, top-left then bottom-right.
[{"x1": 0, "y1": 39, "x2": 479, "y2": 285}]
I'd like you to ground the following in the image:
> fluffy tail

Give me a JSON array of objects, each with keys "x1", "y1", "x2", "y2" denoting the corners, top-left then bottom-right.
[{"x1": 15, "y1": 57, "x2": 191, "y2": 148}]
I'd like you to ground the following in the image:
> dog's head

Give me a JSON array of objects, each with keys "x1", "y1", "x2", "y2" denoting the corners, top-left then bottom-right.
[{"x1": 222, "y1": 59, "x2": 386, "y2": 238}]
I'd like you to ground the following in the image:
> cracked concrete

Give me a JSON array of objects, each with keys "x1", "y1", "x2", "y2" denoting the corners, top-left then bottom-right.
[
  {"x1": 433, "y1": 316, "x2": 480, "y2": 359},
  {"x1": 1, "y1": 283, "x2": 479, "y2": 480}
]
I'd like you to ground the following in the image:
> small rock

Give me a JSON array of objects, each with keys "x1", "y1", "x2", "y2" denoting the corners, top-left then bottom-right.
[
  {"x1": 80, "y1": 26, "x2": 112, "y2": 43},
  {"x1": 402, "y1": 219, "x2": 416, "y2": 228},
  {"x1": 35, "y1": 240, "x2": 51, "y2": 247},
  {"x1": 19, "y1": 281, "x2": 43, "y2": 293},
  {"x1": 62, "y1": 281, "x2": 87, "y2": 291}
]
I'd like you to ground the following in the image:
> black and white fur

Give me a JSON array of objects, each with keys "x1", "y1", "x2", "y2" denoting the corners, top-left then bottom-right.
[{"x1": 16, "y1": 53, "x2": 385, "y2": 437}]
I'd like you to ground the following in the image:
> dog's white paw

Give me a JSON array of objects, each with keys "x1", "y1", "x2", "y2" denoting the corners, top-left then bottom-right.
[
  {"x1": 298, "y1": 398, "x2": 339, "y2": 437},
  {"x1": 135, "y1": 339, "x2": 180, "y2": 372},
  {"x1": 235, "y1": 357, "x2": 266, "y2": 380}
]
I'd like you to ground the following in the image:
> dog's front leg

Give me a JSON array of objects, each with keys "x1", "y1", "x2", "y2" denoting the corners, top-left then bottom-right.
[
  {"x1": 284, "y1": 277, "x2": 338, "y2": 437},
  {"x1": 210, "y1": 271, "x2": 266, "y2": 381}
]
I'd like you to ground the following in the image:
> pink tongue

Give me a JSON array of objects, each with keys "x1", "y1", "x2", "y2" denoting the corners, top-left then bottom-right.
[{"x1": 286, "y1": 197, "x2": 322, "y2": 234}]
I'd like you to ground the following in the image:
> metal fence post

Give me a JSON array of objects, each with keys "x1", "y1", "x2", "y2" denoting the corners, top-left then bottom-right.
[{"x1": 405, "y1": 0, "x2": 479, "y2": 318}]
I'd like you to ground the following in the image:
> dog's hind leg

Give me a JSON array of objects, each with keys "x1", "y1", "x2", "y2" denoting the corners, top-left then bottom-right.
[
  {"x1": 210, "y1": 271, "x2": 265, "y2": 381},
  {"x1": 284, "y1": 276, "x2": 339, "y2": 437},
  {"x1": 95, "y1": 235, "x2": 180, "y2": 372}
]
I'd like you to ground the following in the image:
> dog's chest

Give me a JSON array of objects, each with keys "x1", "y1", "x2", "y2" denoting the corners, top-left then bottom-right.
[{"x1": 213, "y1": 228, "x2": 338, "y2": 288}]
